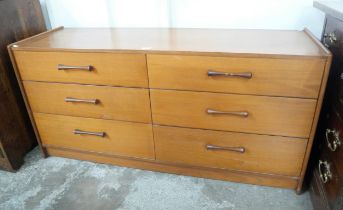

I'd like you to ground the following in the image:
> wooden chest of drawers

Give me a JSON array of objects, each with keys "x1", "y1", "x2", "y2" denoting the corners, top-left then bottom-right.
[{"x1": 8, "y1": 27, "x2": 331, "y2": 193}]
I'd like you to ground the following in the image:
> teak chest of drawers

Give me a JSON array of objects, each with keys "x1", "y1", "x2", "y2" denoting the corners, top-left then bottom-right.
[{"x1": 8, "y1": 27, "x2": 331, "y2": 193}]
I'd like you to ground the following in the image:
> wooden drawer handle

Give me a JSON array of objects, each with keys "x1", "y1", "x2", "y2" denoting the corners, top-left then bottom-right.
[
  {"x1": 65, "y1": 97, "x2": 99, "y2": 104},
  {"x1": 207, "y1": 109, "x2": 249, "y2": 117},
  {"x1": 207, "y1": 70, "x2": 252, "y2": 79},
  {"x1": 206, "y1": 144, "x2": 245, "y2": 153},
  {"x1": 325, "y1": 129, "x2": 341, "y2": 152},
  {"x1": 58, "y1": 64, "x2": 93, "y2": 71},
  {"x1": 318, "y1": 160, "x2": 332, "y2": 184},
  {"x1": 73, "y1": 129, "x2": 105, "y2": 137}
]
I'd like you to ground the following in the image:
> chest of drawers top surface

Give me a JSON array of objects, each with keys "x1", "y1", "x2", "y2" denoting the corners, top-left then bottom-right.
[{"x1": 12, "y1": 27, "x2": 329, "y2": 58}]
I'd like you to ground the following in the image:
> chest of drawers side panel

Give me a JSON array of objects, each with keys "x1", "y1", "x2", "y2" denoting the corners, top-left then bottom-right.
[{"x1": 297, "y1": 55, "x2": 332, "y2": 193}]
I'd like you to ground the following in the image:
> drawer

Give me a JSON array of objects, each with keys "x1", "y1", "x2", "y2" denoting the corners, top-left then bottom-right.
[
  {"x1": 310, "y1": 169, "x2": 330, "y2": 210},
  {"x1": 323, "y1": 15, "x2": 343, "y2": 58},
  {"x1": 334, "y1": 78, "x2": 343, "y2": 116},
  {"x1": 323, "y1": 109, "x2": 343, "y2": 177},
  {"x1": 147, "y1": 55, "x2": 325, "y2": 98},
  {"x1": 316, "y1": 151, "x2": 343, "y2": 209},
  {"x1": 154, "y1": 126, "x2": 307, "y2": 176},
  {"x1": 34, "y1": 113, "x2": 154, "y2": 159},
  {"x1": 24, "y1": 82, "x2": 151, "y2": 123},
  {"x1": 14, "y1": 51, "x2": 148, "y2": 87},
  {"x1": 150, "y1": 89, "x2": 317, "y2": 138}
]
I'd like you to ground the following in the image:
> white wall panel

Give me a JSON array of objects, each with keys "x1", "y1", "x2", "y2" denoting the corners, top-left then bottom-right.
[{"x1": 42, "y1": 0, "x2": 326, "y2": 38}]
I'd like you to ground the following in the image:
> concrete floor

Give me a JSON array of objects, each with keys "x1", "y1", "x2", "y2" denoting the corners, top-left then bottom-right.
[{"x1": 0, "y1": 147, "x2": 313, "y2": 210}]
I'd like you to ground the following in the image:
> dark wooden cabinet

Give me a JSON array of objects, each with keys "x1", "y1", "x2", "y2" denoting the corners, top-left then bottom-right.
[
  {"x1": 309, "y1": 14, "x2": 343, "y2": 210},
  {"x1": 0, "y1": 0, "x2": 46, "y2": 171}
]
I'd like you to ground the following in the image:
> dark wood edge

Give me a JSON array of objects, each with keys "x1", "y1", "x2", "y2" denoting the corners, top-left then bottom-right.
[
  {"x1": 43, "y1": 144, "x2": 300, "y2": 180},
  {"x1": 303, "y1": 28, "x2": 332, "y2": 56},
  {"x1": 296, "y1": 54, "x2": 333, "y2": 193},
  {"x1": 7, "y1": 46, "x2": 47, "y2": 158},
  {"x1": 45, "y1": 146, "x2": 299, "y2": 189},
  {"x1": 8, "y1": 26, "x2": 64, "y2": 48}
]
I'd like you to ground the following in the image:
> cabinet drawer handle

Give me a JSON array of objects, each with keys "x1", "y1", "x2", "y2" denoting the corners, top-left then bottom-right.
[
  {"x1": 207, "y1": 70, "x2": 252, "y2": 79},
  {"x1": 65, "y1": 97, "x2": 99, "y2": 104},
  {"x1": 318, "y1": 160, "x2": 333, "y2": 183},
  {"x1": 73, "y1": 129, "x2": 105, "y2": 137},
  {"x1": 58, "y1": 64, "x2": 93, "y2": 71},
  {"x1": 207, "y1": 109, "x2": 249, "y2": 117},
  {"x1": 323, "y1": 32, "x2": 337, "y2": 48},
  {"x1": 326, "y1": 129, "x2": 341, "y2": 152},
  {"x1": 206, "y1": 144, "x2": 245, "y2": 153}
]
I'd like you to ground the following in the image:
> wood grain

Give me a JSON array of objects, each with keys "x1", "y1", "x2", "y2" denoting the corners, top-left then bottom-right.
[
  {"x1": 24, "y1": 81, "x2": 151, "y2": 123},
  {"x1": 14, "y1": 51, "x2": 148, "y2": 87},
  {"x1": 298, "y1": 56, "x2": 333, "y2": 193},
  {"x1": 34, "y1": 113, "x2": 155, "y2": 159},
  {"x1": 8, "y1": 27, "x2": 332, "y2": 191},
  {"x1": 0, "y1": 0, "x2": 45, "y2": 171},
  {"x1": 150, "y1": 89, "x2": 317, "y2": 138},
  {"x1": 148, "y1": 55, "x2": 325, "y2": 98},
  {"x1": 46, "y1": 147, "x2": 299, "y2": 189},
  {"x1": 12, "y1": 28, "x2": 328, "y2": 58},
  {"x1": 154, "y1": 125, "x2": 307, "y2": 176}
]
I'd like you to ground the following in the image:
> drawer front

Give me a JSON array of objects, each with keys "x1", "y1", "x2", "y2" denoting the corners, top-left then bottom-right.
[
  {"x1": 323, "y1": 15, "x2": 343, "y2": 58},
  {"x1": 154, "y1": 126, "x2": 307, "y2": 176},
  {"x1": 34, "y1": 113, "x2": 154, "y2": 159},
  {"x1": 323, "y1": 109, "x2": 343, "y2": 177},
  {"x1": 147, "y1": 55, "x2": 325, "y2": 98},
  {"x1": 24, "y1": 82, "x2": 151, "y2": 123},
  {"x1": 323, "y1": 16, "x2": 343, "y2": 116},
  {"x1": 310, "y1": 169, "x2": 330, "y2": 210},
  {"x1": 14, "y1": 51, "x2": 148, "y2": 87},
  {"x1": 150, "y1": 89, "x2": 317, "y2": 137},
  {"x1": 316, "y1": 151, "x2": 343, "y2": 209},
  {"x1": 334, "y1": 78, "x2": 343, "y2": 116}
]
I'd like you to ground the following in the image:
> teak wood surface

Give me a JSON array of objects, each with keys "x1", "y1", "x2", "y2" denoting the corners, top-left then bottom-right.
[
  {"x1": 14, "y1": 51, "x2": 149, "y2": 88},
  {"x1": 8, "y1": 27, "x2": 332, "y2": 193},
  {"x1": 150, "y1": 89, "x2": 317, "y2": 138},
  {"x1": 11, "y1": 28, "x2": 328, "y2": 58},
  {"x1": 35, "y1": 113, "x2": 155, "y2": 160},
  {"x1": 24, "y1": 81, "x2": 152, "y2": 123},
  {"x1": 154, "y1": 125, "x2": 307, "y2": 176},
  {"x1": 148, "y1": 54, "x2": 326, "y2": 98}
]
